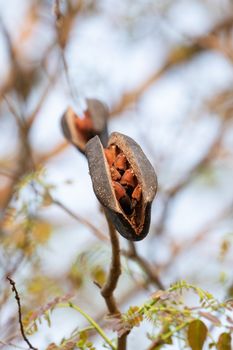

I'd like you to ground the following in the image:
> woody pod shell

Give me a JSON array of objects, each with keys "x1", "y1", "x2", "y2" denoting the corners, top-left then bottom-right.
[
  {"x1": 61, "y1": 98, "x2": 109, "y2": 153},
  {"x1": 85, "y1": 132, "x2": 158, "y2": 241}
]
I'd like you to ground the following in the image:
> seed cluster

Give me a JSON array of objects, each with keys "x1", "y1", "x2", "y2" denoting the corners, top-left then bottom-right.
[{"x1": 104, "y1": 144, "x2": 142, "y2": 230}]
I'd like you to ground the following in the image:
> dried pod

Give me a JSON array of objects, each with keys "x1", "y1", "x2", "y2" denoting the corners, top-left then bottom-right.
[
  {"x1": 85, "y1": 132, "x2": 158, "y2": 241},
  {"x1": 61, "y1": 98, "x2": 109, "y2": 153}
]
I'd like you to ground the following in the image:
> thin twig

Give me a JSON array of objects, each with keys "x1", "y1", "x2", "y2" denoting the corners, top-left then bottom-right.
[
  {"x1": 36, "y1": 140, "x2": 68, "y2": 163},
  {"x1": 52, "y1": 197, "x2": 108, "y2": 241},
  {"x1": 161, "y1": 199, "x2": 233, "y2": 272},
  {"x1": 27, "y1": 62, "x2": 60, "y2": 127},
  {"x1": 53, "y1": 0, "x2": 62, "y2": 22},
  {"x1": 3, "y1": 96, "x2": 23, "y2": 127},
  {"x1": 0, "y1": 169, "x2": 17, "y2": 179},
  {"x1": 58, "y1": 302, "x2": 116, "y2": 350},
  {"x1": 123, "y1": 242, "x2": 164, "y2": 290},
  {"x1": 6, "y1": 276, "x2": 37, "y2": 350},
  {"x1": 0, "y1": 340, "x2": 27, "y2": 350},
  {"x1": 155, "y1": 118, "x2": 228, "y2": 236},
  {"x1": 110, "y1": 16, "x2": 233, "y2": 118}
]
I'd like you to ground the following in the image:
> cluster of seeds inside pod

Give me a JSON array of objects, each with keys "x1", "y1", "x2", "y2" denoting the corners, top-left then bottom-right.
[
  {"x1": 74, "y1": 110, "x2": 95, "y2": 143},
  {"x1": 104, "y1": 144, "x2": 142, "y2": 230}
]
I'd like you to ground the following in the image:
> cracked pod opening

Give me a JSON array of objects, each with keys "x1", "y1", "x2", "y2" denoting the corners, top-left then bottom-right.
[
  {"x1": 61, "y1": 99, "x2": 109, "y2": 153},
  {"x1": 104, "y1": 144, "x2": 144, "y2": 235},
  {"x1": 85, "y1": 132, "x2": 158, "y2": 241}
]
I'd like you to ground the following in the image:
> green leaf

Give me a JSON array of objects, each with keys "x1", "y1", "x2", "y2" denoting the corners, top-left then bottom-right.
[
  {"x1": 187, "y1": 320, "x2": 208, "y2": 350},
  {"x1": 217, "y1": 333, "x2": 232, "y2": 350}
]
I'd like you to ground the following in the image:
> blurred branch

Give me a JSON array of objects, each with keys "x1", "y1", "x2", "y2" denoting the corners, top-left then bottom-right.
[
  {"x1": 53, "y1": 0, "x2": 62, "y2": 22},
  {"x1": 36, "y1": 141, "x2": 69, "y2": 163},
  {"x1": 52, "y1": 197, "x2": 108, "y2": 241},
  {"x1": 0, "y1": 169, "x2": 17, "y2": 180},
  {"x1": 7, "y1": 277, "x2": 37, "y2": 350},
  {"x1": 3, "y1": 96, "x2": 23, "y2": 127},
  {"x1": 27, "y1": 63, "x2": 60, "y2": 128},
  {"x1": 53, "y1": 0, "x2": 82, "y2": 49},
  {"x1": 110, "y1": 15, "x2": 233, "y2": 117},
  {"x1": 53, "y1": 0, "x2": 82, "y2": 102},
  {"x1": 161, "y1": 198, "x2": 233, "y2": 272},
  {"x1": 0, "y1": 340, "x2": 27, "y2": 350},
  {"x1": 155, "y1": 118, "x2": 229, "y2": 235},
  {"x1": 122, "y1": 242, "x2": 164, "y2": 290},
  {"x1": 0, "y1": 17, "x2": 16, "y2": 64}
]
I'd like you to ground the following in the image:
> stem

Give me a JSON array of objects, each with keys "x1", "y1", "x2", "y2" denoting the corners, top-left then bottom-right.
[
  {"x1": 101, "y1": 213, "x2": 121, "y2": 315},
  {"x1": 127, "y1": 242, "x2": 164, "y2": 289},
  {"x1": 147, "y1": 322, "x2": 189, "y2": 350},
  {"x1": 117, "y1": 333, "x2": 128, "y2": 350},
  {"x1": 52, "y1": 197, "x2": 108, "y2": 241},
  {"x1": 100, "y1": 211, "x2": 128, "y2": 350},
  {"x1": 58, "y1": 302, "x2": 116, "y2": 350}
]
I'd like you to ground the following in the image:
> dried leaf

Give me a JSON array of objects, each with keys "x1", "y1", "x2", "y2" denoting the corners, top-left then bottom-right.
[
  {"x1": 187, "y1": 320, "x2": 208, "y2": 350},
  {"x1": 217, "y1": 333, "x2": 232, "y2": 350}
]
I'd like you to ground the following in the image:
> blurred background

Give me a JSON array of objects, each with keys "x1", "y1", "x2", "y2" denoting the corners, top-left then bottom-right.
[{"x1": 0, "y1": 0, "x2": 233, "y2": 349}]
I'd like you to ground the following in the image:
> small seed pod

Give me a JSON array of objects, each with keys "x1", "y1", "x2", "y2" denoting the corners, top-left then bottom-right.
[
  {"x1": 61, "y1": 98, "x2": 109, "y2": 153},
  {"x1": 85, "y1": 132, "x2": 158, "y2": 241}
]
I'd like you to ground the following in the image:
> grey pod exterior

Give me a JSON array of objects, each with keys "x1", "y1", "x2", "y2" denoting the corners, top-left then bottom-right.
[
  {"x1": 86, "y1": 99, "x2": 109, "y2": 147},
  {"x1": 85, "y1": 132, "x2": 158, "y2": 241},
  {"x1": 61, "y1": 98, "x2": 109, "y2": 153}
]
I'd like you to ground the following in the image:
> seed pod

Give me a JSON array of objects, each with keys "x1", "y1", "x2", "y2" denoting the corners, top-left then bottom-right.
[
  {"x1": 61, "y1": 98, "x2": 109, "y2": 154},
  {"x1": 85, "y1": 132, "x2": 158, "y2": 241}
]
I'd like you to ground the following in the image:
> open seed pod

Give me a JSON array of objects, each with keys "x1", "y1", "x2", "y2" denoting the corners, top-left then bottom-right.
[
  {"x1": 85, "y1": 132, "x2": 158, "y2": 241},
  {"x1": 61, "y1": 98, "x2": 109, "y2": 153}
]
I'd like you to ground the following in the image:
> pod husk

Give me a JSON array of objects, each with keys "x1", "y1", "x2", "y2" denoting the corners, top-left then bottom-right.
[
  {"x1": 85, "y1": 132, "x2": 157, "y2": 241},
  {"x1": 61, "y1": 98, "x2": 109, "y2": 153}
]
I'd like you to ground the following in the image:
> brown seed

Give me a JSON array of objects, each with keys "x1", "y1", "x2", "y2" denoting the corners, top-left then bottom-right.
[
  {"x1": 104, "y1": 145, "x2": 116, "y2": 166},
  {"x1": 132, "y1": 184, "x2": 142, "y2": 202},
  {"x1": 110, "y1": 167, "x2": 121, "y2": 181},
  {"x1": 112, "y1": 181, "x2": 126, "y2": 200},
  {"x1": 120, "y1": 169, "x2": 136, "y2": 187},
  {"x1": 114, "y1": 153, "x2": 127, "y2": 171},
  {"x1": 75, "y1": 114, "x2": 93, "y2": 132}
]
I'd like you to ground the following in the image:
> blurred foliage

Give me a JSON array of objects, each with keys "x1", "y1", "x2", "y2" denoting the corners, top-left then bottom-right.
[{"x1": 0, "y1": 0, "x2": 233, "y2": 349}]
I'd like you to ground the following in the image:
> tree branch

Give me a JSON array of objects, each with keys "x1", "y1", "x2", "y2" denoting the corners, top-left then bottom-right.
[
  {"x1": 123, "y1": 242, "x2": 164, "y2": 290},
  {"x1": 52, "y1": 197, "x2": 108, "y2": 242},
  {"x1": 110, "y1": 15, "x2": 233, "y2": 118}
]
